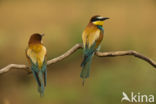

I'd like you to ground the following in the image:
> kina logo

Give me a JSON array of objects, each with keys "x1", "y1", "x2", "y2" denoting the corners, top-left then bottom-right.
[{"x1": 121, "y1": 92, "x2": 154, "y2": 103}]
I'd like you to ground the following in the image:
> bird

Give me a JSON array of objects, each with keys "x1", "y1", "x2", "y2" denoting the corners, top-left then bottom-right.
[
  {"x1": 26, "y1": 33, "x2": 47, "y2": 96},
  {"x1": 80, "y1": 15, "x2": 109, "y2": 85}
]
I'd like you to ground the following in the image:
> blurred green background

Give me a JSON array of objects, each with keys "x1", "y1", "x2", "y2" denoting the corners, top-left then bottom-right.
[{"x1": 0, "y1": 0, "x2": 156, "y2": 104}]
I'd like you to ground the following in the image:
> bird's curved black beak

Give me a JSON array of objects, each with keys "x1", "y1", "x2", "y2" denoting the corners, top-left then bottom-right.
[{"x1": 101, "y1": 17, "x2": 110, "y2": 21}]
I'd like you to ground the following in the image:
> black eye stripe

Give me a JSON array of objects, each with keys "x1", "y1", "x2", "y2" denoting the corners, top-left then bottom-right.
[{"x1": 91, "y1": 17, "x2": 104, "y2": 22}]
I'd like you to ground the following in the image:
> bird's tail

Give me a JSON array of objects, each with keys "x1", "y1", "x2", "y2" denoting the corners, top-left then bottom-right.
[
  {"x1": 38, "y1": 71, "x2": 44, "y2": 97},
  {"x1": 80, "y1": 53, "x2": 93, "y2": 86}
]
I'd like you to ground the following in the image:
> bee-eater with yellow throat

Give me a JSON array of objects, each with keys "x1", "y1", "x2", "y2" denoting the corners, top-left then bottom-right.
[
  {"x1": 26, "y1": 33, "x2": 47, "y2": 96},
  {"x1": 81, "y1": 15, "x2": 109, "y2": 85}
]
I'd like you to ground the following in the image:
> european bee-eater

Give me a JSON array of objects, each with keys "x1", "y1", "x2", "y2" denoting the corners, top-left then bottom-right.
[
  {"x1": 26, "y1": 33, "x2": 47, "y2": 96},
  {"x1": 81, "y1": 15, "x2": 109, "y2": 85}
]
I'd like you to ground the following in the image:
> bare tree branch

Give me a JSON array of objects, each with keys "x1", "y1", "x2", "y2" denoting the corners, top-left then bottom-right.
[
  {"x1": 47, "y1": 43, "x2": 83, "y2": 65},
  {"x1": 0, "y1": 43, "x2": 156, "y2": 75},
  {"x1": 0, "y1": 64, "x2": 29, "y2": 74},
  {"x1": 96, "y1": 51, "x2": 156, "y2": 68}
]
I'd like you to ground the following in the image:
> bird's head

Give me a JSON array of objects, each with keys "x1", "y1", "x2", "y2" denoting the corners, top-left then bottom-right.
[
  {"x1": 29, "y1": 33, "x2": 44, "y2": 44},
  {"x1": 90, "y1": 15, "x2": 109, "y2": 26}
]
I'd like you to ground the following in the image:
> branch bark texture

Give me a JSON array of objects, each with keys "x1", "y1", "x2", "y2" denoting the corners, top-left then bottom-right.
[{"x1": 0, "y1": 43, "x2": 155, "y2": 74}]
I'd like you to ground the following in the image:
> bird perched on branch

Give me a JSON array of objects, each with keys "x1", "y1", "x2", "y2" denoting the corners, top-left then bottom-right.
[
  {"x1": 81, "y1": 15, "x2": 109, "y2": 85},
  {"x1": 26, "y1": 33, "x2": 47, "y2": 96}
]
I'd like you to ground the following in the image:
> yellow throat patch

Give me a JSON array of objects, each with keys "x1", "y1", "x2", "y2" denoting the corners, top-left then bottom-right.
[{"x1": 93, "y1": 21, "x2": 104, "y2": 25}]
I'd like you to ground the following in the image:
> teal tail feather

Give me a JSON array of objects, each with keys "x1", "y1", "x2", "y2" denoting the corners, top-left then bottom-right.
[
  {"x1": 80, "y1": 54, "x2": 93, "y2": 85},
  {"x1": 38, "y1": 71, "x2": 44, "y2": 97},
  {"x1": 31, "y1": 61, "x2": 47, "y2": 97}
]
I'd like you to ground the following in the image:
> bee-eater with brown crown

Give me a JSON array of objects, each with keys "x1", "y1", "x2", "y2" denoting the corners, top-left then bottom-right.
[
  {"x1": 26, "y1": 33, "x2": 47, "y2": 96},
  {"x1": 81, "y1": 15, "x2": 109, "y2": 85}
]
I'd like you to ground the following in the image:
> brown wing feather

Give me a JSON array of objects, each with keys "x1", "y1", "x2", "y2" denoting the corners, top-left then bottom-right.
[
  {"x1": 95, "y1": 31, "x2": 103, "y2": 49},
  {"x1": 25, "y1": 47, "x2": 31, "y2": 65}
]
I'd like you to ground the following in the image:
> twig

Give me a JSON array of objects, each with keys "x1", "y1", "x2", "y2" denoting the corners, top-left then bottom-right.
[{"x1": 0, "y1": 43, "x2": 156, "y2": 75}]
